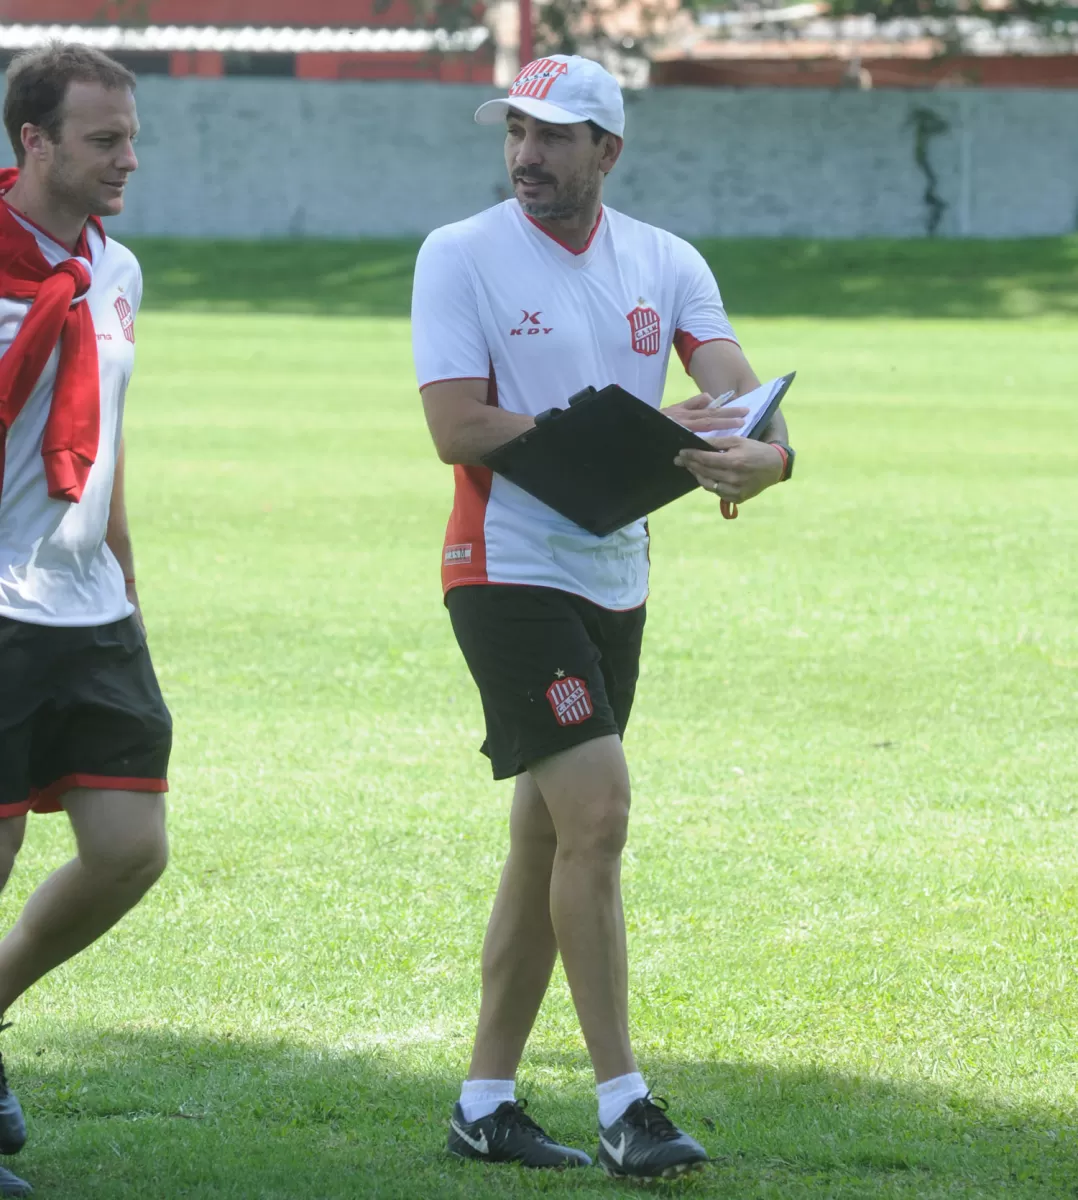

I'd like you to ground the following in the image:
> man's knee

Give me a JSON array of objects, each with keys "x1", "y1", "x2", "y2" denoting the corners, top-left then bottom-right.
[
  {"x1": 86, "y1": 826, "x2": 168, "y2": 890},
  {"x1": 553, "y1": 776, "x2": 630, "y2": 862},
  {"x1": 532, "y1": 736, "x2": 632, "y2": 862},
  {"x1": 70, "y1": 794, "x2": 169, "y2": 891},
  {"x1": 0, "y1": 818, "x2": 27, "y2": 889},
  {"x1": 562, "y1": 798, "x2": 629, "y2": 861}
]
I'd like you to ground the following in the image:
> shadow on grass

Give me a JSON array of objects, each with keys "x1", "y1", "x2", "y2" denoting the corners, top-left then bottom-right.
[
  {"x1": 128, "y1": 236, "x2": 1078, "y2": 323},
  {"x1": 11, "y1": 1030, "x2": 1074, "y2": 1198}
]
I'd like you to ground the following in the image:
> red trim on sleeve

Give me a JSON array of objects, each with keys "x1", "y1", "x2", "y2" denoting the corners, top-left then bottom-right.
[
  {"x1": 419, "y1": 376, "x2": 490, "y2": 391},
  {"x1": 673, "y1": 330, "x2": 740, "y2": 374},
  {"x1": 0, "y1": 773, "x2": 169, "y2": 819}
]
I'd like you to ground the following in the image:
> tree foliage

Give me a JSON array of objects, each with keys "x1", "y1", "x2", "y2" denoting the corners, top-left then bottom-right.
[{"x1": 422, "y1": 0, "x2": 1077, "y2": 57}]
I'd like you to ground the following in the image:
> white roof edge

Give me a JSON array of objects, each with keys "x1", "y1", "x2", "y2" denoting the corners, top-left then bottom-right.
[{"x1": 0, "y1": 24, "x2": 490, "y2": 54}]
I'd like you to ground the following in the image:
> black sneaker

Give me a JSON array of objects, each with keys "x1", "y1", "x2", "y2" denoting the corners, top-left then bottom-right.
[
  {"x1": 0, "y1": 1028, "x2": 25, "y2": 1157},
  {"x1": 597, "y1": 1095, "x2": 709, "y2": 1180},
  {"x1": 0, "y1": 1164, "x2": 30, "y2": 1198},
  {"x1": 447, "y1": 1100, "x2": 592, "y2": 1168}
]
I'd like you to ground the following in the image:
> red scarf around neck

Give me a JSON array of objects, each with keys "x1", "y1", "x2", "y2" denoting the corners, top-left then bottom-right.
[{"x1": 0, "y1": 167, "x2": 103, "y2": 504}]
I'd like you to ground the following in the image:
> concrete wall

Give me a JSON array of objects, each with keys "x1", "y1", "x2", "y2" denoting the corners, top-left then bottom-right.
[{"x1": 5, "y1": 78, "x2": 1076, "y2": 238}]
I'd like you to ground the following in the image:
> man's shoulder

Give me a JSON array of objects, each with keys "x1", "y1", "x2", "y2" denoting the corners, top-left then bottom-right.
[
  {"x1": 605, "y1": 206, "x2": 699, "y2": 263},
  {"x1": 421, "y1": 201, "x2": 516, "y2": 257},
  {"x1": 102, "y1": 234, "x2": 141, "y2": 279}
]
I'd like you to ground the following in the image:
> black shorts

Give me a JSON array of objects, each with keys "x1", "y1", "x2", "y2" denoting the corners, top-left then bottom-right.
[
  {"x1": 446, "y1": 584, "x2": 646, "y2": 780},
  {"x1": 0, "y1": 614, "x2": 173, "y2": 818}
]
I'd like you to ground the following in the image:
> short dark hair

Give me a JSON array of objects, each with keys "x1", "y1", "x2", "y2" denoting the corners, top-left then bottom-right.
[
  {"x1": 586, "y1": 120, "x2": 608, "y2": 144},
  {"x1": 4, "y1": 42, "x2": 136, "y2": 165}
]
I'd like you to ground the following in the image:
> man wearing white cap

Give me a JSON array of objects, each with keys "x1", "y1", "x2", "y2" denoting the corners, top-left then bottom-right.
[{"x1": 411, "y1": 54, "x2": 793, "y2": 1180}]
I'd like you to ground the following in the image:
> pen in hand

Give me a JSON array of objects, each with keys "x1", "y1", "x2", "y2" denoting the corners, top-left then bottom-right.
[{"x1": 706, "y1": 389, "x2": 738, "y2": 410}]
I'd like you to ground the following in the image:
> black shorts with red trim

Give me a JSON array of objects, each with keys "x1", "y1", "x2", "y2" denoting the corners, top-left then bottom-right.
[
  {"x1": 446, "y1": 584, "x2": 645, "y2": 780},
  {"x1": 0, "y1": 614, "x2": 172, "y2": 818}
]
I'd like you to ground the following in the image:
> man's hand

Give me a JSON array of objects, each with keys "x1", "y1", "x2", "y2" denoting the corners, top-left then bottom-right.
[
  {"x1": 663, "y1": 393, "x2": 749, "y2": 436},
  {"x1": 674, "y1": 438, "x2": 785, "y2": 505}
]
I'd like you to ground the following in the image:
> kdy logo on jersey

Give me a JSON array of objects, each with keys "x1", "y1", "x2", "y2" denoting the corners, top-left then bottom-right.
[
  {"x1": 509, "y1": 58, "x2": 569, "y2": 102},
  {"x1": 510, "y1": 310, "x2": 553, "y2": 337},
  {"x1": 546, "y1": 676, "x2": 594, "y2": 727},
  {"x1": 114, "y1": 295, "x2": 135, "y2": 344},
  {"x1": 626, "y1": 304, "x2": 660, "y2": 356}
]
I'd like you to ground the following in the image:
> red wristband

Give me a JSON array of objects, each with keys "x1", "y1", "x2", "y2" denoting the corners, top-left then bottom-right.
[
  {"x1": 124, "y1": 576, "x2": 136, "y2": 586},
  {"x1": 720, "y1": 499, "x2": 738, "y2": 520},
  {"x1": 769, "y1": 442, "x2": 789, "y2": 480}
]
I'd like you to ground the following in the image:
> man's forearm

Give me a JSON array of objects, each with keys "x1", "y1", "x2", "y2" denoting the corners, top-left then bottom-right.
[
  {"x1": 437, "y1": 407, "x2": 536, "y2": 467},
  {"x1": 105, "y1": 521, "x2": 135, "y2": 580},
  {"x1": 106, "y1": 439, "x2": 136, "y2": 581},
  {"x1": 758, "y1": 408, "x2": 789, "y2": 445}
]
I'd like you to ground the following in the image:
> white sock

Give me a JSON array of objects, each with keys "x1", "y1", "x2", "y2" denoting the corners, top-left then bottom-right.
[
  {"x1": 459, "y1": 1078, "x2": 516, "y2": 1123},
  {"x1": 597, "y1": 1071, "x2": 649, "y2": 1129}
]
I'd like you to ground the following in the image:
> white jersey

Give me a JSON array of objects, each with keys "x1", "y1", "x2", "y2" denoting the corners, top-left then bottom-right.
[
  {"x1": 412, "y1": 199, "x2": 737, "y2": 610},
  {"x1": 0, "y1": 210, "x2": 141, "y2": 627}
]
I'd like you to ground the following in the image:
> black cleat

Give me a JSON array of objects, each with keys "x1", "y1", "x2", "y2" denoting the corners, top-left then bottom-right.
[
  {"x1": 597, "y1": 1095, "x2": 709, "y2": 1180},
  {"x1": 447, "y1": 1100, "x2": 592, "y2": 1169},
  {"x1": 0, "y1": 1164, "x2": 30, "y2": 1197},
  {"x1": 0, "y1": 1028, "x2": 25, "y2": 1157}
]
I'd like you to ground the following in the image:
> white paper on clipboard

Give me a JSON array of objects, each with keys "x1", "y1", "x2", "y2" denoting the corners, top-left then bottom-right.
[{"x1": 700, "y1": 373, "x2": 795, "y2": 440}]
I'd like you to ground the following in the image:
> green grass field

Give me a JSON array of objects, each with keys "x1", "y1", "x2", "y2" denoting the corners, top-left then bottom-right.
[{"x1": 3, "y1": 238, "x2": 1077, "y2": 1199}]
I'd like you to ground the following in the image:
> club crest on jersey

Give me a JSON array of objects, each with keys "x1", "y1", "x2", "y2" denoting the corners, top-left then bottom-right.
[
  {"x1": 627, "y1": 305, "x2": 661, "y2": 357},
  {"x1": 546, "y1": 676, "x2": 594, "y2": 727},
  {"x1": 510, "y1": 58, "x2": 569, "y2": 101},
  {"x1": 114, "y1": 295, "x2": 135, "y2": 344}
]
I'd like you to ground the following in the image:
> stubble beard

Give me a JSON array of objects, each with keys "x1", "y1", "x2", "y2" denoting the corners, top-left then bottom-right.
[
  {"x1": 517, "y1": 171, "x2": 600, "y2": 223},
  {"x1": 46, "y1": 149, "x2": 117, "y2": 220}
]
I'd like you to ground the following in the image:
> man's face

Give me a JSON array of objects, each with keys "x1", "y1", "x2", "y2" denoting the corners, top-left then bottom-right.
[
  {"x1": 38, "y1": 81, "x2": 139, "y2": 218},
  {"x1": 505, "y1": 110, "x2": 609, "y2": 222}
]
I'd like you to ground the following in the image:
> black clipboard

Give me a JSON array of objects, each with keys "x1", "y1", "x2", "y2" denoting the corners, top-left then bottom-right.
[{"x1": 481, "y1": 373, "x2": 794, "y2": 538}]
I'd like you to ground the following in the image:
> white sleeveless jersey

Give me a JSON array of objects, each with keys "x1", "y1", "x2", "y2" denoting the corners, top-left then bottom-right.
[
  {"x1": 412, "y1": 200, "x2": 737, "y2": 611},
  {"x1": 0, "y1": 212, "x2": 141, "y2": 626}
]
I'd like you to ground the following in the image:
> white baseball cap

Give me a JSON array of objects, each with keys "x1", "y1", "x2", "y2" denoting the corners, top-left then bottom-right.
[{"x1": 474, "y1": 54, "x2": 625, "y2": 137}]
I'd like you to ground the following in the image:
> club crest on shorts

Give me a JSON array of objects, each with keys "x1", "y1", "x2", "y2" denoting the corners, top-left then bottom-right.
[
  {"x1": 510, "y1": 58, "x2": 569, "y2": 101},
  {"x1": 546, "y1": 676, "x2": 594, "y2": 726},
  {"x1": 626, "y1": 304, "x2": 661, "y2": 356},
  {"x1": 114, "y1": 295, "x2": 135, "y2": 344}
]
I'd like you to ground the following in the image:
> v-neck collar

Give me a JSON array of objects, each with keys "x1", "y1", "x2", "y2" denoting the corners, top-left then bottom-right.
[{"x1": 514, "y1": 202, "x2": 607, "y2": 268}]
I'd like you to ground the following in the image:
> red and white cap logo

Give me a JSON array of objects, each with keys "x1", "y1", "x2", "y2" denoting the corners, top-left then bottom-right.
[
  {"x1": 509, "y1": 58, "x2": 569, "y2": 102},
  {"x1": 475, "y1": 54, "x2": 625, "y2": 137}
]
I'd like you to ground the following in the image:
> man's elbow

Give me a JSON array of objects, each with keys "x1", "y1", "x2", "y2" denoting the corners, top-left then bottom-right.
[{"x1": 429, "y1": 430, "x2": 463, "y2": 466}]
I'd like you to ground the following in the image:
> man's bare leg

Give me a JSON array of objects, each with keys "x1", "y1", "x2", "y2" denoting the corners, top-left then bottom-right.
[
  {"x1": 0, "y1": 821, "x2": 26, "y2": 898},
  {"x1": 529, "y1": 735, "x2": 635, "y2": 1085},
  {"x1": 467, "y1": 774, "x2": 559, "y2": 1081},
  {"x1": 0, "y1": 789, "x2": 168, "y2": 1014},
  {"x1": 449, "y1": 771, "x2": 593, "y2": 1170}
]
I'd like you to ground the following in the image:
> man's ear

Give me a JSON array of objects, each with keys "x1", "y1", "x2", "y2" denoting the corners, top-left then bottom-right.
[
  {"x1": 600, "y1": 134, "x2": 624, "y2": 176},
  {"x1": 21, "y1": 123, "x2": 52, "y2": 164}
]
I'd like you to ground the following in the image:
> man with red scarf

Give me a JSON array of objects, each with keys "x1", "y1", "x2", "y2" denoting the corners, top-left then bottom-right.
[{"x1": 0, "y1": 44, "x2": 171, "y2": 1197}]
